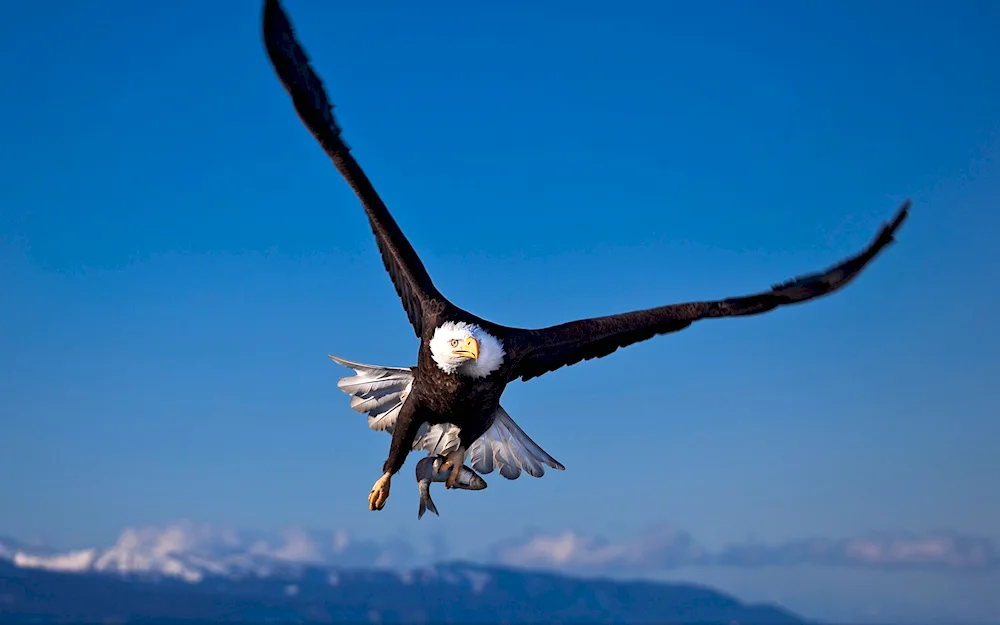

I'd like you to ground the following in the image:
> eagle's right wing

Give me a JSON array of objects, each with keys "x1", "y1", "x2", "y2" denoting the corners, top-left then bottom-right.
[{"x1": 264, "y1": 0, "x2": 450, "y2": 337}]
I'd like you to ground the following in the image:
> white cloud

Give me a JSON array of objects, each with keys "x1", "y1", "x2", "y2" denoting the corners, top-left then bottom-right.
[
  {"x1": 491, "y1": 526, "x2": 998, "y2": 574},
  {"x1": 713, "y1": 532, "x2": 998, "y2": 571},
  {"x1": 491, "y1": 525, "x2": 705, "y2": 572},
  {"x1": 251, "y1": 526, "x2": 323, "y2": 563}
]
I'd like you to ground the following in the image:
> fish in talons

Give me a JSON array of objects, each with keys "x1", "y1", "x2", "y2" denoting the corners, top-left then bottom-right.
[{"x1": 416, "y1": 455, "x2": 487, "y2": 519}]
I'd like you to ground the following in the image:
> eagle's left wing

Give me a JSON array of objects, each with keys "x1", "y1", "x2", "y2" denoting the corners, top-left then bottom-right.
[{"x1": 503, "y1": 200, "x2": 910, "y2": 382}]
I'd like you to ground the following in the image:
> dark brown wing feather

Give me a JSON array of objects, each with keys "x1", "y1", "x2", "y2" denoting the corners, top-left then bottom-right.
[
  {"x1": 262, "y1": 0, "x2": 448, "y2": 336},
  {"x1": 505, "y1": 200, "x2": 910, "y2": 382}
]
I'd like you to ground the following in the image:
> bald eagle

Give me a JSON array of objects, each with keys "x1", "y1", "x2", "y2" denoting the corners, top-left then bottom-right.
[
  {"x1": 262, "y1": 0, "x2": 909, "y2": 511},
  {"x1": 328, "y1": 354, "x2": 564, "y2": 482}
]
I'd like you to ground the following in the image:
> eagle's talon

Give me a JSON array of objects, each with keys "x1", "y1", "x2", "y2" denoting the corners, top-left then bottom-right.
[
  {"x1": 440, "y1": 447, "x2": 467, "y2": 489},
  {"x1": 445, "y1": 465, "x2": 460, "y2": 489},
  {"x1": 368, "y1": 472, "x2": 391, "y2": 511}
]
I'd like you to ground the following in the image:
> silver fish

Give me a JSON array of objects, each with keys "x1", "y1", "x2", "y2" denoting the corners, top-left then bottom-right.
[{"x1": 415, "y1": 455, "x2": 487, "y2": 519}]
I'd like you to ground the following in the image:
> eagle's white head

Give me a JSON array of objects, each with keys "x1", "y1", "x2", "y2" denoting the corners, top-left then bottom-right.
[{"x1": 429, "y1": 321, "x2": 505, "y2": 378}]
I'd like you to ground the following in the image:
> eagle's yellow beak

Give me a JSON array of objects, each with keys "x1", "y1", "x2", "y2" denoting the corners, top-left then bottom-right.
[{"x1": 454, "y1": 336, "x2": 479, "y2": 361}]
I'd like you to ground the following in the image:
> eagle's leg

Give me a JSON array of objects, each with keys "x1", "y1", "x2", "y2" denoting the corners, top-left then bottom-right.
[
  {"x1": 370, "y1": 399, "x2": 422, "y2": 511},
  {"x1": 442, "y1": 418, "x2": 491, "y2": 489}
]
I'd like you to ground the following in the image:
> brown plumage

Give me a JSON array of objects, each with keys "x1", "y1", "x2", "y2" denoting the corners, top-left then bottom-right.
[{"x1": 261, "y1": 0, "x2": 910, "y2": 511}]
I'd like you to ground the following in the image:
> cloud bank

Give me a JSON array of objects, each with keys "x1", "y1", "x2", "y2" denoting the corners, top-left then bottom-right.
[
  {"x1": 489, "y1": 525, "x2": 705, "y2": 572},
  {"x1": 490, "y1": 525, "x2": 998, "y2": 574},
  {"x1": 3, "y1": 521, "x2": 996, "y2": 577},
  {"x1": 711, "y1": 531, "x2": 997, "y2": 571}
]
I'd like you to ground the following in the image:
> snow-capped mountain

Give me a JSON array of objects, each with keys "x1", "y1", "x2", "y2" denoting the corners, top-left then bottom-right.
[
  {"x1": 0, "y1": 526, "x2": 808, "y2": 625},
  {"x1": 1, "y1": 521, "x2": 423, "y2": 583}
]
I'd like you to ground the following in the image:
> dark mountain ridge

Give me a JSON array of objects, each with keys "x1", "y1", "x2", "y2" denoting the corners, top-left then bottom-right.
[{"x1": 0, "y1": 557, "x2": 806, "y2": 624}]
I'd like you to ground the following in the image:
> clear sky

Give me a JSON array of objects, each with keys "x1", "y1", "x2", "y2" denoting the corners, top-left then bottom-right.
[{"x1": 2, "y1": 0, "x2": 999, "y2": 623}]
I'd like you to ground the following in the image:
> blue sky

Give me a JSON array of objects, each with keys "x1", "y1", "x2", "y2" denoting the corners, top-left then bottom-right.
[{"x1": 2, "y1": 0, "x2": 999, "y2": 622}]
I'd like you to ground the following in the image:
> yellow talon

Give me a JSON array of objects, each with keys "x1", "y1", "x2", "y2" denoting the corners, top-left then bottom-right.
[
  {"x1": 440, "y1": 447, "x2": 467, "y2": 489},
  {"x1": 368, "y1": 472, "x2": 391, "y2": 510}
]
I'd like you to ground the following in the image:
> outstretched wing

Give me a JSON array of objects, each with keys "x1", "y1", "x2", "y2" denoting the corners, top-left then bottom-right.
[
  {"x1": 263, "y1": 0, "x2": 449, "y2": 336},
  {"x1": 330, "y1": 356, "x2": 564, "y2": 478},
  {"x1": 505, "y1": 200, "x2": 910, "y2": 382}
]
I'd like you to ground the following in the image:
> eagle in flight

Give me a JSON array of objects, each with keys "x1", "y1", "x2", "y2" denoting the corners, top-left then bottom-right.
[{"x1": 261, "y1": 0, "x2": 910, "y2": 512}]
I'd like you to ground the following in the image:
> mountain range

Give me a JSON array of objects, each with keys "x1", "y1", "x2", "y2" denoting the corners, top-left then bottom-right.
[{"x1": 0, "y1": 527, "x2": 807, "y2": 624}]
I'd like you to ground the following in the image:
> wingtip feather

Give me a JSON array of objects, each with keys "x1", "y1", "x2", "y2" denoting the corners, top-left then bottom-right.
[{"x1": 883, "y1": 198, "x2": 911, "y2": 241}]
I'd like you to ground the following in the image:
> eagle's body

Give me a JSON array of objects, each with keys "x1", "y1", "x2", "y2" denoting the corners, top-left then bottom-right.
[
  {"x1": 261, "y1": 0, "x2": 911, "y2": 512},
  {"x1": 413, "y1": 337, "x2": 503, "y2": 425},
  {"x1": 328, "y1": 354, "x2": 564, "y2": 488}
]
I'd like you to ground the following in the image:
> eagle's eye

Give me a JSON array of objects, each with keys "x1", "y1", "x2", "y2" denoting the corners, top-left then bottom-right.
[{"x1": 450, "y1": 338, "x2": 460, "y2": 347}]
